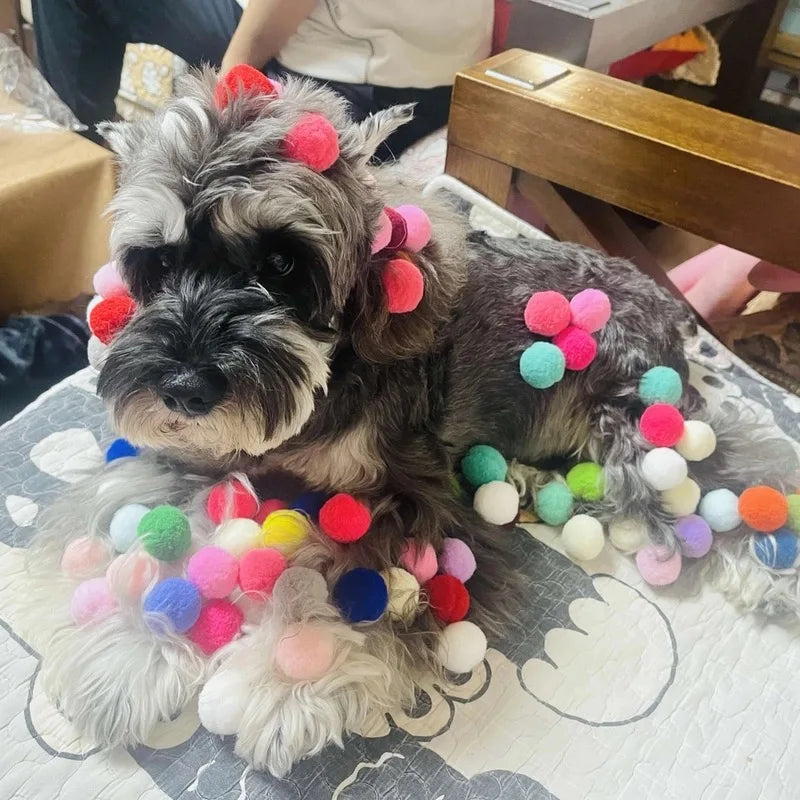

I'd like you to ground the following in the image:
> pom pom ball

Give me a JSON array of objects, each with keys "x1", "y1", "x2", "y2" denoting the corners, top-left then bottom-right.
[
  {"x1": 384, "y1": 207, "x2": 408, "y2": 250},
  {"x1": 187, "y1": 546, "x2": 239, "y2": 599},
  {"x1": 439, "y1": 538, "x2": 476, "y2": 583},
  {"x1": 698, "y1": 488, "x2": 742, "y2": 533},
  {"x1": 109, "y1": 503, "x2": 149, "y2": 553},
  {"x1": 333, "y1": 568, "x2": 388, "y2": 623},
  {"x1": 638, "y1": 366, "x2": 683, "y2": 406},
  {"x1": 88, "y1": 295, "x2": 136, "y2": 344},
  {"x1": 254, "y1": 498, "x2": 288, "y2": 524},
  {"x1": 198, "y1": 669, "x2": 250, "y2": 735},
  {"x1": 188, "y1": 599, "x2": 244, "y2": 654},
  {"x1": 553, "y1": 326, "x2": 598, "y2": 371},
  {"x1": 87, "y1": 336, "x2": 108, "y2": 370},
  {"x1": 381, "y1": 258, "x2": 424, "y2": 314},
  {"x1": 291, "y1": 491, "x2": 328, "y2": 521},
  {"x1": 61, "y1": 536, "x2": 112, "y2": 578},
  {"x1": 137, "y1": 505, "x2": 191, "y2": 561},
  {"x1": 394, "y1": 205, "x2": 432, "y2": 252},
  {"x1": 261, "y1": 509, "x2": 312, "y2": 554},
  {"x1": 382, "y1": 567, "x2": 421, "y2": 621},
  {"x1": 519, "y1": 341, "x2": 565, "y2": 389},
  {"x1": 281, "y1": 112, "x2": 340, "y2": 172},
  {"x1": 70, "y1": 577, "x2": 117, "y2": 625},
  {"x1": 473, "y1": 480, "x2": 519, "y2": 526},
  {"x1": 436, "y1": 620, "x2": 487, "y2": 674},
  {"x1": 319, "y1": 493, "x2": 372, "y2": 543},
  {"x1": 675, "y1": 420, "x2": 717, "y2": 461},
  {"x1": 565, "y1": 462, "x2": 605, "y2": 501},
  {"x1": 273, "y1": 566, "x2": 328, "y2": 605},
  {"x1": 561, "y1": 514, "x2": 605, "y2": 561},
  {"x1": 674, "y1": 514, "x2": 713, "y2": 558},
  {"x1": 106, "y1": 552, "x2": 159, "y2": 599},
  {"x1": 399, "y1": 540, "x2": 438, "y2": 584},
  {"x1": 641, "y1": 448, "x2": 688, "y2": 491},
  {"x1": 608, "y1": 518, "x2": 648, "y2": 553},
  {"x1": 93, "y1": 261, "x2": 128, "y2": 299},
  {"x1": 661, "y1": 477, "x2": 701, "y2": 517},
  {"x1": 640, "y1": 404, "x2": 685, "y2": 447},
  {"x1": 371, "y1": 209, "x2": 393, "y2": 254},
  {"x1": 460, "y1": 444, "x2": 507, "y2": 487},
  {"x1": 738, "y1": 486, "x2": 788, "y2": 533},
  {"x1": 569, "y1": 289, "x2": 611, "y2": 333},
  {"x1": 214, "y1": 64, "x2": 277, "y2": 109},
  {"x1": 524, "y1": 291, "x2": 570, "y2": 337},
  {"x1": 636, "y1": 545, "x2": 682, "y2": 586},
  {"x1": 275, "y1": 623, "x2": 336, "y2": 681},
  {"x1": 215, "y1": 517, "x2": 261, "y2": 556},
  {"x1": 238, "y1": 547, "x2": 287, "y2": 595},
  {"x1": 85, "y1": 294, "x2": 102, "y2": 323},
  {"x1": 426, "y1": 574, "x2": 470, "y2": 623},
  {"x1": 143, "y1": 577, "x2": 202, "y2": 634},
  {"x1": 788, "y1": 494, "x2": 800, "y2": 533},
  {"x1": 535, "y1": 481, "x2": 575, "y2": 526},
  {"x1": 751, "y1": 530, "x2": 799, "y2": 570},
  {"x1": 105, "y1": 437, "x2": 139, "y2": 462},
  {"x1": 206, "y1": 479, "x2": 259, "y2": 524}
]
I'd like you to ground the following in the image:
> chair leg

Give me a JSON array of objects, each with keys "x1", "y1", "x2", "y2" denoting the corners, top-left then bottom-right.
[{"x1": 445, "y1": 145, "x2": 513, "y2": 208}]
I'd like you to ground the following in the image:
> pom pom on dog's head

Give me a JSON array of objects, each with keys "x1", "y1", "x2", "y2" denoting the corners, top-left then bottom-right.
[{"x1": 95, "y1": 69, "x2": 449, "y2": 463}]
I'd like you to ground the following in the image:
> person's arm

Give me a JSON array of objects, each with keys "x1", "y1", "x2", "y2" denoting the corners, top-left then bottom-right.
[{"x1": 221, "y1": 0, "x2": 316, "y2": 73}]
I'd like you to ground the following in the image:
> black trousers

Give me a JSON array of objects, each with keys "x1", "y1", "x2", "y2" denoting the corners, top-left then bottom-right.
[{"x1": 32, "y1": 0, "x2": 451, "y2": 160}]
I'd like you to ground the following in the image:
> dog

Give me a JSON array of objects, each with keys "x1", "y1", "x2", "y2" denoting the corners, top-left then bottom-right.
[{"x1": 28, "y1": 69, "x2": 797, "y2": 775}]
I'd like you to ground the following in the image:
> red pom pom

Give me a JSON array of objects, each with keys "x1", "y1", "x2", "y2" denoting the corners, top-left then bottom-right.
[
  {"x1": 640, "y1": 404, "x2": 685, "y2": 447},
  {"x1": 281, "y1": 113, "x2": 340, "y2": 172},
  {"x1": 552, "y1": 325, "x2": 597, "y2": 370},
  {"x1": 426, "y1": 574, "x2": 470, "y2": 623},
  {"x1": 319, "y1": 494, "x2": 372, "y2": 543},
  {"x1": 88, "y1": 296, "x2": 136, "y2": 345},
  {"x1": 739, "y1": 486, "x2": 789, "y2": 533},
  {"x1": 188, "y1": 599, "x2": 244, "y2": 654},
  {"x1": 254, "y1": 498, "x2": 288, "y2": 525},
  {"x1": 383, "y1": 207, "x2": 408, "y2": 250},
  {"x1": 206, "y1": 479, "x2": 259, "y2": 524},
  {"x1": 524, "y1": 291, "x2": 570, "y2": 336},
  {"x1": 214, "y1": 65, "x2": 277, "y2": 110},
  {"x1": 381, "y1": 258, "x2": 424, "y2": 314},
  {"x1": 239, "y1": 547, "x2": 287, "y2": 595}
]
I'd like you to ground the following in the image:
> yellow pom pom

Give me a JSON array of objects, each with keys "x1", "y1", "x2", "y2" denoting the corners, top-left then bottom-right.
[{"x1": 262, "y1": 510, "x2": 312, "y2": 555}]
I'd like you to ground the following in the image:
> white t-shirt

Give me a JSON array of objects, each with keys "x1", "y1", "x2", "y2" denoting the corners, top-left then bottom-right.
[{"x1": 268, "y1": 0, "x2": 494, "y2": 89}]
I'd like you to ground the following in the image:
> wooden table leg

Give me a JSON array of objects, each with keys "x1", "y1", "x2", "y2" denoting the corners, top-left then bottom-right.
[{"x1": 444, "y1": 145, "x2": 513, "y2": 208}]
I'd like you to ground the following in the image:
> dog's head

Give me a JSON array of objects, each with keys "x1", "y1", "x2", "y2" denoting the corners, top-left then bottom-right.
[{"x1": 96, "y1": 70, "x2": 459, "y2": 462}]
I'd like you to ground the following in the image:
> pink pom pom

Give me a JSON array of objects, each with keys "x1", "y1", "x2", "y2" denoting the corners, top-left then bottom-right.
[
  {"x1": 61, "y1": 536, "x2": 112, "y2": 578},
  {"x1": 275, "y1": 623, "x2": 336, "y2": 681},
  {"x1": 640, "y1": 404, "x2": 685, "y2": 447},
  {"x1": 400, "y1": 540, "x2": 438, "y2": 583},
  {"x1": 106, "y1": 552, "x2": 159, "y2": 599},
  {"x1": 371, "y1": 210, "x2": 393, "y2": 254},
  {"x1": 384, "y1": 207, "x2": 408, "y2": 250},
  {"x1": 553, "y1": 325, "x2": 598, "y2": 370},
  {"x1": 92, "y1": 261, "x2": 128, "y2": 299},
  {"x1": 569, "y1": 289, "x2": 611, "y2": 333},
  {"x1": 440, "y1": 537, "x2": 476, "y2": 582},
  {"x1": 524, "y1": 291, "x2": 570, "y2": 337},
  {"x1": 70, "y1": 578, "x2": 117, "y2": 625},
  {"x1": 254, "y1": 498, "x2": 288, "y2": 525},
  {"x1": 381, "y1": 258, "x2": 424, "y2": 314},
  {"x1": 281, "y1": 113, "x2": 340, "y2": 172},
  {"x1": 394, "y1": 205, "x2": 432, "y2": 252},
  {"x1": 319, "y1": 493, "x2": 372, "y2": 543},
  {"x1": 187, "y1": 546, "x2": 239, "y2": 599},
  {"x1": 238, "y1": 547, "x2": 287, "y2": 595},
  {"x1": 188, "y1": 599, "x2": 244, "y2": 654},
  {"x1": 635, "y1": 544, "x2": 682, "y2": 586},
  {"x1": 207, "y1": 479, "x2": 259, "y2": 524},
  {"x1": 214, "y1": 64, "x2": 277, "y2": 109}
]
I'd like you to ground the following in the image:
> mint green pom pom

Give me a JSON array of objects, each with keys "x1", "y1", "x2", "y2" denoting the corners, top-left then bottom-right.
[
  {"x1": 137, "y1": 505, "x2": 191, "y2": 561},
  {"x1": 536, "y1": 482, "x2": 575, "y2": 526},
  {"x1": 639, "y1": 366, "x2": 683, "y2": 406},
  {"x1": 461, "y1": 445, "x2": 507, "y2": 487},
  {"x1": 520, "y1": 342, "x2": 565, "y2": 389},
  {"x1": 566, "y1": 462, "x2": 605, "y2": 501}
]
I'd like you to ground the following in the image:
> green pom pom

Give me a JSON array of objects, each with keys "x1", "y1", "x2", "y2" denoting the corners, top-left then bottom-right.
[
  {"x1": 639, "y1": 366, "x2": 682, "y2": 406},
  {"x1": 461, "y1": 445, "x2": 507, "y2": 487},
  {"x1": 137, "y1": 505, "x2": 191, "y2": 561},
  {"x1": 566, "y1": 462, "x2": 605, "y2": 501},
  {"x1": 536, "y1": 482, "x2": 575, "y2": 526},
  {"x1": 788, "y1": 495, "x2": 800, "y2": 533},
  {"x1": 520, "y1": 342, "x2": 565, "y2": 389}
]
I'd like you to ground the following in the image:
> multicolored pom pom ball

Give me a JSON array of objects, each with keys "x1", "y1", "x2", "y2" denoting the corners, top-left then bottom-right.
[
  {"x1": 137, "y1": 505, "x2": 192, "y2": 561},
  {"x1": 238, "y1": 547, "x2": 287, "y2": 595},
  {"x1": 61, "y1": 536, "x2": 111, "y2": 578},
  {"x1": 473, "y1": 480, "x2": 519, "y2": 526},
  {"x1": 535, "y1": 481, "x2": 575, "y2": 526},
  {"x1": 187, "y1": 546, "x2": 239, "y2": 599},
  {"x1": 88, "y1": 295, "x2": 136, "y2": 345},
  {"x1": 635, "y1": 544, "x2": 682, "y2": 586},
  {"x1": 275, "y1": 623, "x2": 337, "y2": 681},
  {"x1": 105, "y1": 437, "x2": 139, "y2": 462},
  {"x1": 261, "y1": 509, "x2": 312, "y2": 554},
  {"x1": 333, "y1": 568, "x2": 388, "y2": 623},
  {"x1": 109, "y1": 503, "x2": 149, "y2": 553},
  {"x1": 675, "y1": 420, "x2": 717, "y2": 461},
  {"x1": 639, "y1": 404, "x2": 685, "y2": 448},
  {"x1": 641, "y1": 448, "x2": 688, "y2": 491},
  {"x1": 281, "y1": 112, "x2": 340, "y2": 172},
  {"x1": 188, "y1": 599, "x2": 244, "y2": 654},
  {"x1": 738, "y1": 486, "x2": 789, "y2": 533},
  {"x1": 751, "y1": 530, "x2": 798, "y2": 570},
  {"x1": 519, "y1": 341, "x2": 566, "y2": 389},
  {"x1": 206, "y1": 478, "x2": 259, "y2": 524},
  {"x1": 524, "y1": 291, "x2": 570, "y2": 337},
  {"x1": 638, "y1": 366, "x2": 683, "y2": 406},
  {"x1": 70, "y1": 577, "x2": 118, "y2": 625},
  {"x1": 565, "y1": 462, "x2": 605, "y2": 501},
  {"x1": 394, "y1": 205, "x2": 432, "y2": 252},
  {"x1": 214, "y1": 64, "x2": 277, "y2": 110},
  {"x1": 436, "y1": 620, "x2": 487, "y2": 674},
  {"x1": 318, "y1": 493, "x2": 372, "y2": 543},
  {"x1": 698, "y1": 488, "x2": 742, "y2": 533},
  {"x1": 383, "y1": 567, "x2": 421, "y2": 621},
  {"x1": 661, "y1": 477, "x2": 701, "y2": 517},
  {"x1": 674, "y1": 514, "x2": 713, "y2": 558},
  {"x1": 553, "y1": 326, "x2": 598, "y2": 371},
  {"x1": 439, "y1": 538, "x2": 477, "y2": 583},
  {"x1": 426, "y1": 574, "x2": 470, "y2": 623},
  {"x1": 561, "y1": 514, "x2": 605, "y2": 561},
  {"x1": 215, "y1": 517, "x2": 262, "y2": 556},
  {"x1": 460, "y1": 444, "x2": 507, "y2": 487},
  {"x1": 143, "y1": 577, "x2": 202, "y2": 634},
  {"x1": 381, "y1": 258, "x2": 424, "y2": 314},
  {"x1": 399, "y1": 540, "x2": 438, "y2": 584},
  {"x1": 569, "y1": 289, "x2": 611, "y2": 333}
]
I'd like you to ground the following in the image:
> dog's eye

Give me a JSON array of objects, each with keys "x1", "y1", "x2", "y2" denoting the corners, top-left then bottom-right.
[{"x1": 262, "y1": 252, "x2": 294, "y2": 277}]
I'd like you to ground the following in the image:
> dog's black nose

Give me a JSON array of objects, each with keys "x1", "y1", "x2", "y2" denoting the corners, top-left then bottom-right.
[{"x1": 158, "y1": 368, "x2": 227, "y2": 416}]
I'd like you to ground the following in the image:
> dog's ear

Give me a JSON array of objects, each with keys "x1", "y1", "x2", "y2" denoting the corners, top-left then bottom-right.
[
  {"x1": 96, "y1": 120, "x2": 146, "y2": 163},
  {"x1": 344, "y1": 104, "x2": 415, "y2": 163}
]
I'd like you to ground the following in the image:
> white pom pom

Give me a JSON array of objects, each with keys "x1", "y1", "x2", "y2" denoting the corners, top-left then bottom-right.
[
  {"x1": 561, "y1": 514, "x2": 605, "y2": 561},
  {"x1": 698, "y1": 488, "x2": 742, "y2": 533},
  {"x1": 198, "y1": 670, "x2": 250, "y2": 735},
  {"x1": 109, "y1": 503, "x2": 149, "y2": 553},
  {"x1": 608, "y1": 517, "x2": 648, "y2": 553},
  {"x1": 85, "y1": 294, "x2": 102, "y2": 322},
  {"x1": 436, "y1": 621, "x2": 487, "y2": 673},
  {"x1": 641, "y1": 448, "x2": 688, "y2": 491},
  {"x1": 473, "y1": 480, "x2": 519, "y2": 525},
  {"x1": 272, "y1": 566, "x2": 328, "y2": 604},
  {"x1": 661, "y1": 477, "x2": 701, "y2": 516},
  {"x1": 87, "y1": 336, "x2": 108, "y2": 370},
  {"x1": 675, "y1": 420, "x2": 717, "y2": 461},
  {"x1": 214, "y1": 518, "x2": 261, "y2": 556},
  {"x1": 382, "y1": 567, "x2": 420, "y2": 621}
]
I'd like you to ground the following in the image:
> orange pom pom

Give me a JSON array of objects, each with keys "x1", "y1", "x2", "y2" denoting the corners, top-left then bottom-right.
[{"x1": 738, "y1": 486, "x2": 789, "y2": 533}]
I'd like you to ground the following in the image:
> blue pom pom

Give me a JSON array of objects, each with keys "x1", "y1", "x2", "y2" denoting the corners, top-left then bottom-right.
[
  {"x1": 520, "y1": 342, "x2": 565, "y2": 389},
  {"x1": 752, "y1": 530, "x2": 798, "y2": 570},
  {"x1": 143, "y1": 577, "x2": 201, "y2": 633},
  {"x1": 535, "y1": 482, "x2": 575, "y2": 526},
  {"x1": 639, "y1": 366, "x2": 683, "y2": 406},
  {"x1": 333, "y1": 568, "x2": 388, "y2": 623},
  {"x1": 291, "y1": 491, "x2": 328, "y2": 521},
  {"x1": 461, "y1": 445, "x2": 507, "y2": 487},
  {"x1": 105, "y1": 438, "x2": 139, "y2": 462}
]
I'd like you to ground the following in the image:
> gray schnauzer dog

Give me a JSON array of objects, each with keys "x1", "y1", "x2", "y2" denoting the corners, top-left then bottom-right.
[{"x1": 29, "y1": 70, "x2": 796, "y2": 775}]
